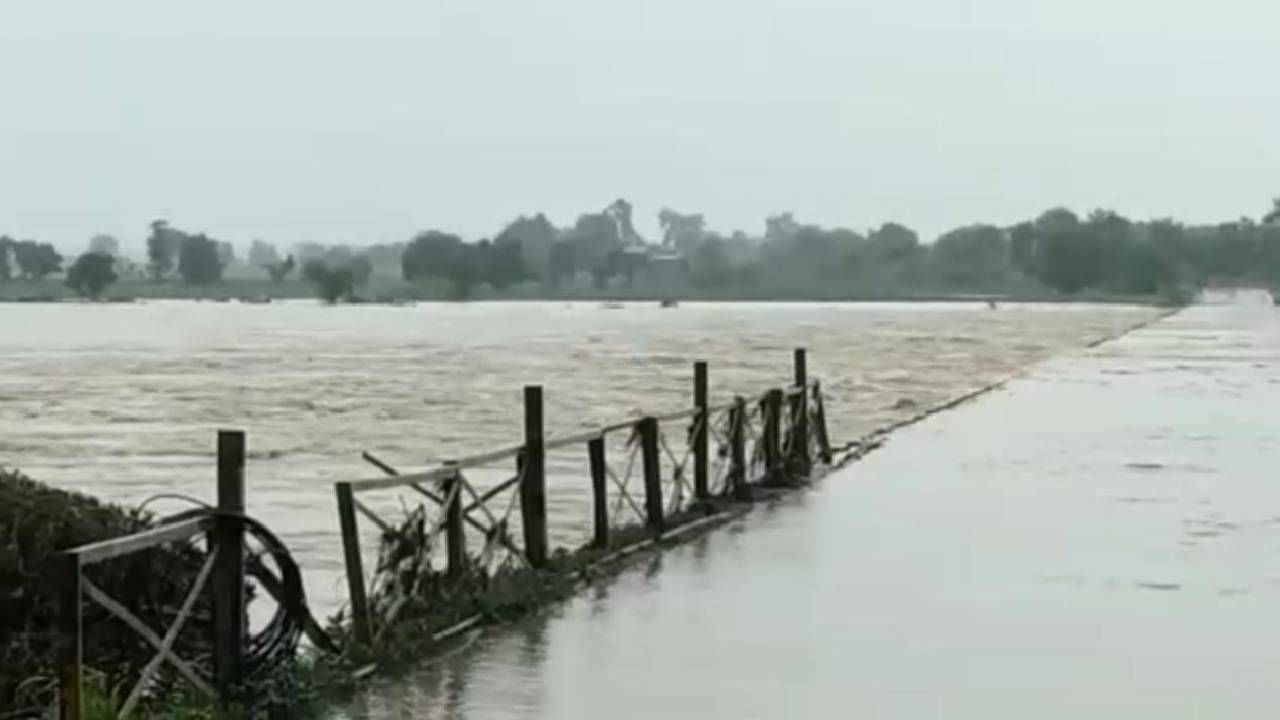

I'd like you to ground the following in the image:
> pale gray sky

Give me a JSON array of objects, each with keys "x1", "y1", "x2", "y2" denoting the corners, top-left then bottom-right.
[{"x1": 2, "y1": 0, "x2": 1277, "y2": 254}]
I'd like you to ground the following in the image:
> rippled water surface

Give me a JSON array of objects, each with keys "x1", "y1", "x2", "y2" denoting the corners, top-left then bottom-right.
[
  {"x1": 0, "y1": 300, "x2": 1156, "y2": 613},
  {"x1": 322, "y1": 294, "x2": 1280, "y2": 719}
]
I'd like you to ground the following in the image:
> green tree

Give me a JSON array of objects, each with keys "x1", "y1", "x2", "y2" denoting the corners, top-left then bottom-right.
[
  {"x1": 548, "y1": 239, "x2": 578, "y2": 287},
  {"x1": 689, "y1": 236, "x2": 732, "y2": 288},
  {"x1": 658, "y1": 208, "x2": 707, "y2": 253},
  {"x1": 1263, "y1": 198, "x2": 1280, "y2": 225},
  {"x1": 1009, "y1": 222, "x2": 1036, "y2": 274},
  {"x1": 146, "y1": 220, "x2": 182, "y2": 280},
  {"x1": 0, "y1": 236, "x2": 14, "y2": 281},
  {"x1": 349, "y1": 254, "x2": 373, "y2": 287},
  {"x1": 302, "y1": 260, "x2": 355, "y2": 303},
  {"x1": 495, "y1": 214, "x2": 556, "y2": 283},
  {"x1": 248, "y1": 239, "x2": 279, "y2": 267},
  {"x1": 264, "y1": 255, "x2": 295, "y2": 282},
  {"x1": 65, "y1": 252, "x2": 118, "y2": 299},
  {"x1": 1033, "y1": 208, "x2": 1101, "y2": 294},
  {"x1": 929, "y1": 225, "x2": 1008, "y2": 286},
  {"x1": 177, "y1": 234, "x2": 224, "y2": 285},
  {"x1": 12, "y1": 241, "x2": 62, "y2": 280}
]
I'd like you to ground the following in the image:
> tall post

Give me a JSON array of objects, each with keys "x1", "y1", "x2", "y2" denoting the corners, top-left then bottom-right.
[
  {"x1": 763, "y1": 389, "x2": 783, "y2": 484},
  {"x1": 813, "y1": 381, "x2": 834, "y2": 464},
  {"x1": 729, "y1": 396, "x2": 750, "y2": 500},
  {"x1": 212, "y1": 429, "x2": 246, "y2": 704},
  {"x1": 521, "y1": 386, "x2": 549, "y2": 568},
  {"x1": 57, "y1": 551, "x2": 82, "y2": 720},
  {"x1": 588, "y1": 436, "x2": 609, "y2": 548},
  {"x1": 444, "y1": 462, "x2": 466, "y2": 577},
  {"x1": 639, "y1": 417, "x2": 664, "y2": 531},
  {"x1": 693, "y1": 361, "x2": 709, "y2": 501},
  {"x1": 792, "y1": 348, "x2": 811, "y2": 477},
  {"x1": 334, "y1": 482, "x2": 370, "y2": 645}
]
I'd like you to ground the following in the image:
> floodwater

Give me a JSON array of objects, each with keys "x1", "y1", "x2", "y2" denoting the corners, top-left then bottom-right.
[
  {"x1": 0, "y1": 300, "x2": 1156, "y2": 615},
  {"x1": 325, "y1": 293, "x2": 1280, "y2": 719}
]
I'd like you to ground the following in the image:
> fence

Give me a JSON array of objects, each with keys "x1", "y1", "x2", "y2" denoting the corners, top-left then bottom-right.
[
  {"x1": 49, "y1": 349, "x2": 837, "y2": 715},
  {"x1": 54, "y1": 432, "x2": 249, "y2": 720},
  {"x1": 334, "y1": 349, "x2": 834, "y2": 646}
]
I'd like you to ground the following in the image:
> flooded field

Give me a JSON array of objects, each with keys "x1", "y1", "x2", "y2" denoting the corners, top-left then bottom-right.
[
  {"x1": 324, "y1": 295, "x2": 1280, "y2": 719},
  {"x1": 0, "y1": 300, "x2": 1157, "y2": 613}
]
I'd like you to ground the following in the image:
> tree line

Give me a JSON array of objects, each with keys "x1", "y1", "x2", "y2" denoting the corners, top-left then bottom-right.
[{"x1": 4, "y1": 198, "x2": 1280, "y2": 301}]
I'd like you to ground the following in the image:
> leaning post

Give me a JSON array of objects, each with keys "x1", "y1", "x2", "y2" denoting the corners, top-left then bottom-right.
[
  {"x1": 521, "y1": 386, "x2": 549, "y2": 567},
  {"x1": 763, "y1": 388, "x2": 783, "y2": 484},
  {"x1": 792, "y1": 348, "x2": 812, "y2": 477},
  {"x1": 639, "y1": 417, "x2": 665, "y2": 532},
  {"x1": 444, "y1": 461, "x2": 466, "y2": 577},
  {"x1": 56, "y1": 551, "x2": 82, "y2": 720},
  {"x1": 588, "y1": 436, "x2": 609, "y2": 548},
  {"x1": 729, "y1": 396, "x2": 750, "y2": 500},
  {"x1": 212, "y1": 429, "x2": 246, "y2": 705},
  {"x1": 334, "y1": 481, "x2": 371, "y2": 645},
  {"x1": 693, "y1": 361, "x2": 710, "y2": 501},
  {"x1": 813, "y1": 381, "x2": 834, "y2": 464}
]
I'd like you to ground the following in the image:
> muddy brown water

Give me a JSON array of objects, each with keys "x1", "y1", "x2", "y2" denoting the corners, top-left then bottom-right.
[{"x1": 0, "y1": 300, "x2": 1156, "y2": 619}]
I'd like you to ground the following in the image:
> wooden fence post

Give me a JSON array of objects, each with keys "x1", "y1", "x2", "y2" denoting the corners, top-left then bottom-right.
[
  {"x1": 444, "y1": 462, "x2": 465, "y2": 577},
  {"x1": 813, "y1": 381, "x2": 834, "y2": 464},
  {"x1": 334, "y1": 481, "x2": 371, "y2": 645},
  {"x1": 212, "y1": 429, "x2": 246, "y2": 704},
  {"x1": 792, "y1": 348, "x2": 811, "y2": 477},
  {"x1": 639, "y1": 417, "x2": 664, "y2": 532},
  {"x1": 763, "y1": 389, "x2": 783, "y2": 484},
  {"x1": 588, "y1": 436, "x2": 609, "y2": 548},
  {"x1": 693, "y1": 361, "x2": 709, "y2": 501},
  {"x1": 730, "y1": 396, "x2": 750, "y2": 500},
  {"x1": 57, "y1": 551, "x2": 82, "y2": 720},
  {"x1": 521, "y1": 386, "x2": 549, "y2": 568}
]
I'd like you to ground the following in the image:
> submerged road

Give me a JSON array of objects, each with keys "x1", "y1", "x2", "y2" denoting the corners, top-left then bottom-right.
[{"x1": 330, "y1": 296, "x2": 1280, "y2": 719}]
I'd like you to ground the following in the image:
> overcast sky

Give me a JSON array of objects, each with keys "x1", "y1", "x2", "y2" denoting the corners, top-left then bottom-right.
[{"x1": 2, "y1": 0, "x2": 1276, "y2": 254}]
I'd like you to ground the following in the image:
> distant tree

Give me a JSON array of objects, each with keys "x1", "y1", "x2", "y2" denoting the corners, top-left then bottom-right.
[
  {"x1": 248, "y1": 239, "x2": 280, "y2": 267},
  {"x1": 1264, "y1": 198, "x2": 1280, "y2": 225},
  {"x1": 65, "y1": 252, "x2": 118, "y2": 299},
  {"x1": 689, "y1": 236, "x2": 732, "y2": 288},
  {"x1": 929, "y1": 225, "x2": 1008, "y2": 286},
  {"x1": 548, "y1": 240, "x2": 578, "y2": 288},
  {"x1": 0, "y1": 236, "x2": 14, "y2": 281},
  {"x1": 1009, "y1": 222, "x2": 1036, "y2": 274},
  {"x1": 866, "y1": 222, "x2": 919, "y2": 263},
  {"x1": 563, "y1": 212, "x2": 624, "y2": 283},
  {"x1": 484, "y1": 238, "x2": 528, "y2": 289},
  {"x1": 177, "y1": 234, "x2": 224, "y2": 285},
  {"x1": 364, "y1": 243, "x2": 405, "y2": 275},
  {"x1": 402, "y1": 230, "x2": 474, "y2": 296},
  {"x1": 293, "y1": 242, "x2": 327, "y2": 264},
  {"x1": 216, "y1": 241, "x2": 236, "y2": 268},
  {"x1": 13, "y1": 241, "x2": 62, "y2": 280},
  {"x1": 495, "y1": 214, "x2": 557, "y2": 282},
  {"x1": 324, "y1": 245, "x2": 355, "y2": 266},
  {"x1": 146, "y1": 220, "x2": 182, "y2": 280},
  {"x1": 658, "y1": 208, "x2": 707, "y2": 252},
  {"x1": 88, "y1": 234, "x2": 120, "y2": 257},
  {"x1": 349, "y1": 254, "x2": 374, "y2": 287},
  {"x1": 264, "y1": 255, "x2": 295, "y2": 282},
  {"x1": 764, "y1": 213, "x2": 800, "y2": 243},
  {"x1": 302, "y1": 260, "x2": 355, "y2": 303},
  {"x1": 605, "y1": 198, "x2": 641, "y2": 244},
  {"x1": 1033, "y1": 208, "x2": 1100, "y2": 294}
]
